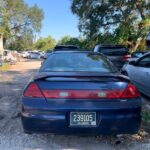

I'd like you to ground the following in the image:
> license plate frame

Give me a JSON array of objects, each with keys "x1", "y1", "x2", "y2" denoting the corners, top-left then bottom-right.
[{"x1": 70, "y1": 112, "x2": 97, "y2": 127}]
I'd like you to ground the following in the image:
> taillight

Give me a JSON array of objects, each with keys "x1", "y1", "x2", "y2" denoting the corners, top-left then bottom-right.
[
  {"x1": 121, "y1": 84, "x2": 139, "y2": 98},
  {"x1": 23, "y1": 83, "x2": 139, "y2": 99},
  {"x1": 123, "y1": 54, "x2": 131, "y2": 61},
  {"x1": 24, "y1": 82, "x2": 44, "y2": 98},
  {"x1": 42, "y1": 89, "x2": 123, "y2": 99},
  {"x1": 42, "y1": 84, "x2": 139, "y2": 99}
]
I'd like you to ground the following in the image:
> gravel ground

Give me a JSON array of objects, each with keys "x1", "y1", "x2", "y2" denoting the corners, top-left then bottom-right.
[{"x1": 0, "y1": 59, "x2": 150, "y2": 150}]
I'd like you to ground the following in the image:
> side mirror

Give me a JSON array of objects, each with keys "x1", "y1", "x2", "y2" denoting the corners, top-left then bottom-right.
[
  {"x1": 129, "y1": 60, "x2": 136, "y2": 65},
  {"x1": 146, "y1": 32, "x2": 150, "y2": 48}
]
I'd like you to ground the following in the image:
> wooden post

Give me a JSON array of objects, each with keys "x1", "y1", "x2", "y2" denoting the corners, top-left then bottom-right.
[{"x1": 0, "y1": 34, "x2": 4, "y2": 55}]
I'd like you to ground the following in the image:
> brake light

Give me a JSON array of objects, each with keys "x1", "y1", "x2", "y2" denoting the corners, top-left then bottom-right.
[
  {"x1": 42, "y1": 90, "x2": 123, "y2": 99},
  {"x1": 123, "y1": 54, "x2": 131, "y2": 61},
  {"x1": 42, "y1": 84, "x2": 139, "y2": 99},
  {"x1": 23, "y1": 83, "x2": 139, "y2": 99},
  {"x1": 24, "y1": 82, "x2": 44, "y2": 98},
  {"x1": 121, "y1": 84, "x2": 139, "y2": 98}
]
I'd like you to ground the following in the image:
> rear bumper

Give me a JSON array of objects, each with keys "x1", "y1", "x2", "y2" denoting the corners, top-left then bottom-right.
[
  {"x1": 21, "y1": 98, "x2": 142, "y2": 135},
  {"x1": 22, "y1": 110, "x2": 141, "y2": 135}
]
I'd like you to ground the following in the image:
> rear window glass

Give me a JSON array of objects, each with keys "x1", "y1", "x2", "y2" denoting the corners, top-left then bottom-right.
[
  {"x1": 132, "y1": 52, "x2": 143, "y2": 58},
  {"x1": 100, "y1": 47, "x2": 128, "y2": 56},
  {"x1": 132, "y1": 52, "x2": 150, "y2": 58},
  {"x1": 40, "y1": 53, "x2": 116, "y2": 72}
]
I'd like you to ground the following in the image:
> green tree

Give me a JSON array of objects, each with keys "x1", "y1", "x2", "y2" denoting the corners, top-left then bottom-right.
[
  {"x1": 34, "y1": 36, "x2": 56, "y2": 51},
  {"x1": 58, "y1": 35, "x2": 89, "y2": 49},
  {"x1": 71, "y1": 0, "x2": 150, "y2": 50},
  {"x1": 0, "y1": 0, "x2": 44, "y2": 50},
  {"x1": 7, "y1": 30, "x2": 34, "y2": 51},
  {"x1": 58, "y1": 35, "x2": 79, "y2": 45}
]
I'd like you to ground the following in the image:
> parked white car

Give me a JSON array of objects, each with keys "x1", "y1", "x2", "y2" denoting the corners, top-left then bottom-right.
[
  {"x1": 22, "y1": 51, "x2": 30, "y2": 58},
  {"x1": 121, "y1": 52, "x2": 150, "y2": 97},
  {"x1": 39, "y1": 52, "x2": 45, "y2": 59},
  {"x1": 128, "y1": 51, "x2": 150, "y2": 62},
  {"x1": 28, "y1": 52, "x2": 41, "y2": 59}
]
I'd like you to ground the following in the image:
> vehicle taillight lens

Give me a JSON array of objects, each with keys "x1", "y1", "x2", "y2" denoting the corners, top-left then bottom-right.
[
  {"x1": 123, "y1": 54, "x2": 131, "y2": 61},
  {"x1": 42, "y1": 84, "x2": 139, "y2": 99},
  {"x1": 23, "y1": 83, "x2": 139, "y2": 99},
  {"x1": 121, "y1": 84, "x2": 139, "y2": 98},
  {"x1": 42, "y1": 90, "x2": 123, "y2": 99},
  {"x1": 24, "y1": 82, "x2": 44, "y2": 98}
]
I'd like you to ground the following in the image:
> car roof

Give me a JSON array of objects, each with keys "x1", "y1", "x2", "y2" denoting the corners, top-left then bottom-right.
[
  {"x1": 143, "y1": 51, "x2": 150, "y2": 56},
  {"x1": 52, "y1": 50, "x2": 93, "y2": 54},
  {"x1": 136, "y1": 52, "x2": 150, "y2": 59},
  {"x1": 96, "y1": 44, "x2": 126, "y2": 48},
  {"x1": 54, "y1": 45, "x2": 79, "y2": 51},
  {"x1": 49, "y1": 50, "x2": 107, "y2": 58}
]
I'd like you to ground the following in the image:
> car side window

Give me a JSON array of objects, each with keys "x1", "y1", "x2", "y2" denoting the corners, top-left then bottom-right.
[{"x1": 137, "y1": 55, "x2": 150, "y2": 68}]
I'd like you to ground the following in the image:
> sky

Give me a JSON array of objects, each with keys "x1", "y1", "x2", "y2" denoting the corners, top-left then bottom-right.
[{"x1": 25, "y1": 0, "x2": 80, "y2": 41}]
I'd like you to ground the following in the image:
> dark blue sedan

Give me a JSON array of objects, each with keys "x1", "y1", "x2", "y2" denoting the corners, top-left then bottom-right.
[{"x1": 21, "y1": 50, "x2": 141, "y2": 135}]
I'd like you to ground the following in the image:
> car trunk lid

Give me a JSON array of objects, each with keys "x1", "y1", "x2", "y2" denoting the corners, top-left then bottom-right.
[{"x1": 30, "y1": 72, "x2": 139, "y2": 100}]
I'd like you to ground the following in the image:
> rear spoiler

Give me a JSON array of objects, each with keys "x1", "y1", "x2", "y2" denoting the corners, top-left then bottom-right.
[{"x1": 34, "y1": 72, "x2": 129, "y2": 82}]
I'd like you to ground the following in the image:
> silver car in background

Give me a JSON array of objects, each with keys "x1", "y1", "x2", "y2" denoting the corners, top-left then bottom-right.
[
  {"x1": 28, "y1": 52, "x2": 41, "y2": 59},
  {"x1": 122, "y1": 52, "x2": 150, "y2": 97}
]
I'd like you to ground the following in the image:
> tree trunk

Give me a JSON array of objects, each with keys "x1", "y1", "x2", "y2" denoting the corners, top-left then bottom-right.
[
  {"x1": 0, "y1": 34, "x2": 4, "y2": 55},
  {"x1": 3, "y1": 37, "x2": 6, "y2": 49},
  {"x1": 133, "y1": 40, "x2": 141, "y2": 51}
]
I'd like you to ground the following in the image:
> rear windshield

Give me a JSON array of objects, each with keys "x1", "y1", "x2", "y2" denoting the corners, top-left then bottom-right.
[
  {"x1": 132, "y1": 51, "x2": 150, "y2": 58},
  {"x1": 40, "y1": 53, "x2": 116, "y2": 72},
  {"x1": 100, "y1": 47, "x2": 128, "y2": 56},
  {"x1": 132, "y1": 52, "x2": 143, "y2": 58}
]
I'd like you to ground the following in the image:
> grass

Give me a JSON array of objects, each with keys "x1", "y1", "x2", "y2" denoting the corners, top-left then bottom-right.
[
  {"x1": 142, "y1": 110, "x2": 150, "y2": 124},
  {"x1": 0, "y1": 63, "x2": 10, "y2": 71}
]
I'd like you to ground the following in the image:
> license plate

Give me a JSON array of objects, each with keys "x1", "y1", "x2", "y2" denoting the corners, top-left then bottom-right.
[{"x1": 70, "y1": 112, "x2": 96, "y2": 126}]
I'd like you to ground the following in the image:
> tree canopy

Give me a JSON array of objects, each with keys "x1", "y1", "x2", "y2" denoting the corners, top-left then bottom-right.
[
  {"x1": 58, "y1": 35, "x2": 80, "y2": 46},
  {"x1": 71, "y1": 0, "x2": 150, "y2": 50},
  {"x1": 34, "y1": 36, "x2": 56, "y2": 51},
  {"x1": 58, "y1": 35, "x2": 90, "y2": 49},
  {"x1": 0, "y1": 0, "x2": 44, "y2": 50}
]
